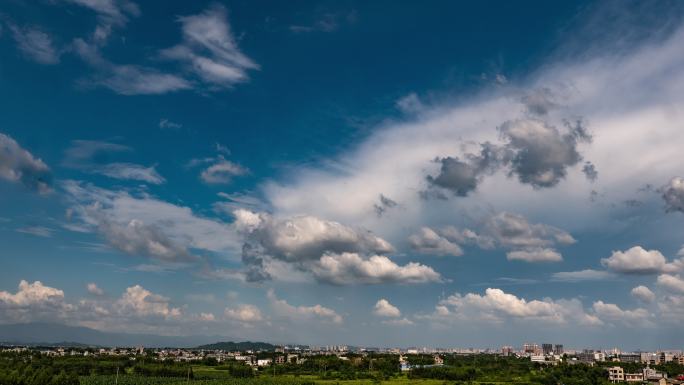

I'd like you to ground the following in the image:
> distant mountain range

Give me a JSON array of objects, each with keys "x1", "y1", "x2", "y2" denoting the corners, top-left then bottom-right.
[
  {"x1": 0, "y1": 323, "x2": 231, "y2": 348},
  {"x1": 196, "y1": 341, "x2": 277, "y2": 351}
]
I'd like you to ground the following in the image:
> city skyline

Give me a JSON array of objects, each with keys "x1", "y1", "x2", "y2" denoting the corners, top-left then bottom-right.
[{"x1": 2, "y1": 0, "x2": 684, "y2": 350}]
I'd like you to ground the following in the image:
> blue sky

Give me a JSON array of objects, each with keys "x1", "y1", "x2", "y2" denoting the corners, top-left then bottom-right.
[{"x1": 2, "y1": 0, "x2": 684, "y2": 350}]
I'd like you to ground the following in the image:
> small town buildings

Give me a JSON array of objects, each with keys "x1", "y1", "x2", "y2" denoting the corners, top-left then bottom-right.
[
  {"x1": 257, "y1": 358, "x2": 272, "y2": 367},
  {"x1": 625, "y1": 372, "x2": 644, "y2": 382},
  {"x1": 608, "y1": 366, "x2": 624, "y2": 383}
]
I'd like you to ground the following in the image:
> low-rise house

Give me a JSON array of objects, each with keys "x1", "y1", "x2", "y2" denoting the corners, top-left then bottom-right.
[
  {"x1": 625, "y1": 372, "x2": 644, "y2": 382},
  {"x1": 433, "y1": 355, "x2": 444, "y2": 365},
  {"x1": 608, "y1": 366, "x2": 624, "y2": 383},
  {"x1": 257, "y1": 358, "x2": 272, "y2": 367}
]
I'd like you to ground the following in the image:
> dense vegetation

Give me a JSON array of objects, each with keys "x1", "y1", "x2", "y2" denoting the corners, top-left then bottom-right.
[
  {"x1": 1, "y1": 350, "x2": 683, "y2": 385},
  {"x1": 409, "y1": 355, "x2": 610, "y2": 384}
]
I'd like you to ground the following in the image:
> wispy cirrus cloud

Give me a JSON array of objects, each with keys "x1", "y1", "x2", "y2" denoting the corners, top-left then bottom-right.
[
  {"x1": 7, "y1": 22, "x2": 60, "y2": 64},
  {"x1": 551, "y1": 269, "x2": 614, "y2": 282},
  {"x1": 62, "y1": 140, "x2": 165, "y2": 184},
  {"x1": 16, "y1": 226, "x2": 55, "y2": 238},
  {"x1": 61, "y1": 180, "x2": 242, "y2": 265},
  {"x1": 73, "y1": 38, "x2": 192, "y2": 95},
  {"x1": 160, "y1": 3, "x2": 259, "y2": 89},
  {"x1": 63, "y1": 0, "x2": 140, "y2": 42},
  {"x1": 289, "y1": 10, "x2": 357, "y2": 34}
]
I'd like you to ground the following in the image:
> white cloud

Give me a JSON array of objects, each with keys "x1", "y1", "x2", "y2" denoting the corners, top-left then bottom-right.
[
  {"x1": 246, "y1": 213, "x2": 394, "y2": 260},
  {"x1": 73, "y1": 39, "x2": 191, "y2": 95},
  {"x1": 406, "y1": 212, "x2": 573, "y2": 262},
  {"x1": 591, "y1": 301, "x2": 650, "y2": 325},
  {"x1": 8, "y1": 23, "x2": 60, "y2": 64},
  {"x1": 631, "y1": 285, "x2": 655, "y2": 303},
  {"x1": 64, "y1": 0, "x2": 140, "y2": 42},
  {"x1": 213, "y1": 192, "x2": 267, "y2": 216},
  {"x1": 373, "y1": 298, "x2": 401, "y2": 317},
  {"x1": 382, "y1": 317, "x2": 414, "y2": 326},
  {"x1": 224, "y1": 304, "x2": 263, "y2": 323},
  {"x1": 429, "y1": 288, "x2": 602, "y2": 326},
  {"x1": 62, "y1": 140, "x2": 165, "y2": 184},
  {"x1": 551, "y1": 269, "x2": 614, "y2": 282},
  {"x1": 63, "y1": 140, "x2": 130, "y2": 165},
  {"x1": 288, "y1": 11, "x2": 355, "y2": 34},
  {"x1": 62, "y1": 181, "x2": 242, "y2": 261},
  {"x1": 198, "y1": 312, "x2": 215, "y2": 321},
  {"x1": 484, "y1": 212, "x2": 576, "y2": 249},
  {"x1": 200, "y1": 157, "x2": 248, "y2": 184},
  {"x1": 16, "y1": 226, "x2": 54, "y2": 238},
  {"x1": 0, "y1": 280, "x2": 227, "y2": 335},
  {"x1": 235, "y1": 211, "x2": 428, "y2": 283},
  {"x1": 657, "y1": 274, "x2": 684, "y2": 294},
  {"x1": 97, "y1": 163, "x2": 165, "y2": 184},
  {"x1": 87, "y1": 283, "x2": 104, "y2": 296},
  {"x1": 268, "y1": 289, "x2": 342, "y2": 324},
  {"x1": 396, "y1": 93, "x2": 425, "y2": 114},
  {"x1": 160, "y1": 4, "x2": 259, "y2": 88},
  {"x1": 159, "y1": 118, "x2": 182, "y2": 130},
  {"x1": 0, "y1": 280, "x2": 64, "y2": 307},
  {"x1": 98, "y1": 219, "x2": 196, "y2": 263},
  {"x1": 115, "y1": 285, "x2": 181, "y2": 319},
  {"x1": 0, "y1": 132, "x2": 52, "y2": 193},
  {"x1": 259, "y1": 20, "x2": 684, "y2": 279},
  {"x1": 601, "y1": 246, "x2": 682, "y2": 274},
  {"x1": 0, "y1": 280, "x2": 73, "y2": 323},
  {"x1": 408, "y1": 227, "x2": 463, "y2": 256},
  {"x1": 311, "y1": 253, "x2": 442, "y2": 285},
  {"x1": 506, "y1": 248, "x2": 562, "y2": 263},
  {"x1": 662, "y1": 177, "x2": 684, "y2": 213}
]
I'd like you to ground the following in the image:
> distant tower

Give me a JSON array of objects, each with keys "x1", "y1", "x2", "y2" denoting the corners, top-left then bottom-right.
[
  {"x1": 542, "y1": 344, "x2": 553, "y2": 356},
  {"x1": 554, "y1": 344, "x2": 564, "y2": 355},
  {"x1": 523, "y1": 343, "x2": 539, "y2": 355}
]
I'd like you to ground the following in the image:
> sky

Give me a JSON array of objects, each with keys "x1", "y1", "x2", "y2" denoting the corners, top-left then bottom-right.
[{"x1": 1, "y1": 0, "x2": 684, "y2": 350}]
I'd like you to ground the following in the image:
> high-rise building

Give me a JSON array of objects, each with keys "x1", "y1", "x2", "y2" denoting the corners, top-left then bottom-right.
[
  {"x1": 523, "y1": 343, "x2": 540, "y2": 355},
  {"x1": 554, "y1": 344, "x2": 564, "y2": 355},
  {"x1": 542, "y1": 344, "x2": 553, "y2": 355},
  {"x1": 501, "y1": 346, "x2": 514, "y2": 356}
]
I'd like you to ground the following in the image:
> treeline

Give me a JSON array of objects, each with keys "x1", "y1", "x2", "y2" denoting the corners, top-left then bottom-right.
[
  {"x1": 260, "y1": 354, "x2": 399, "y2": 380},
  {"x1": 0, "y1": 352, "x2": 79, "y2": 385},
  {"x1": 408, "y1": 354, "x2": 611, "y2": 385}
]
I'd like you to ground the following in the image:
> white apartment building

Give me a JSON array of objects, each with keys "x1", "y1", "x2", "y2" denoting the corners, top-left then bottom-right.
[{"x1": 608, "y1": 366, "x2": 624, "y2": 383}]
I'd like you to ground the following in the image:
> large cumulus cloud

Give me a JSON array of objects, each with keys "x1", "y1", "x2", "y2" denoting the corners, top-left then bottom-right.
[
  {"x1": 601, "y1": 246, "x2": 683, "y2": 274},
  {"x1": 661, "y1": 177, "x2": 684, "y2": 213},
  {"x1": 408, "y1": 211, "x2": 574, "y2": 262},
  {"x1": 234, "y1": 210, "x2": 441, "y2": 284},
  {"x1": 498, "y1": 118, "x2": 591, "y2": 188}
]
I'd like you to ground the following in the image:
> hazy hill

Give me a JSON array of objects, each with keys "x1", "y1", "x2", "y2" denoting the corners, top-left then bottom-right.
[
  {"x1": 196, "y1": 341, "x2": 276, "y2": 351},
  {"x1": 0, "y1": 323, "x2": 226, "y2": 348}
]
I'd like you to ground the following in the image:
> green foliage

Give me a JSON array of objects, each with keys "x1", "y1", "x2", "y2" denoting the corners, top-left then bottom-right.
[
  {"x1": 80, "y1": 376, "x2": 316, "y2": 385},
  {"x1": 403, "y1": 354, "x2": 434, "y2": 366},
  {"x1": 0, "y1": 350, "x2": 666, "y2": 385},
  {"x1": 132, "y1": 363, "x2": 193, "y2": 378},
  {"x1": 409, "y1": 354, "x2": 611, "y2": 384},
  {"x1": 655, "y1": 361, "x2": 684, "y2": 377}
]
